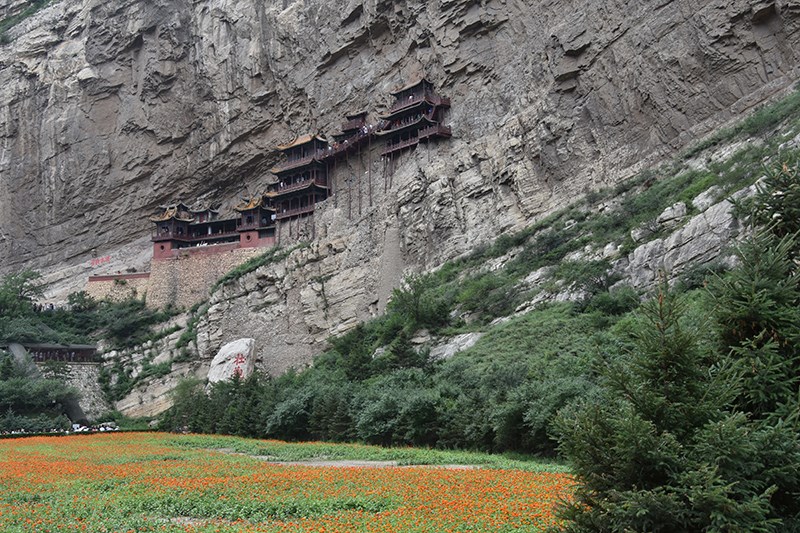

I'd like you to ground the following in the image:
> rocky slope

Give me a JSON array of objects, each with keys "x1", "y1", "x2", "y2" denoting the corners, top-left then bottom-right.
[{"x1": 2, "y1": 0, "x2": 799, "y2": 278}]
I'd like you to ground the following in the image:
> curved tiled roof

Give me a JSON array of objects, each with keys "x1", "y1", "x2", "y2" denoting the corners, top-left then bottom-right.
[
  {"x1": 276, "y1": 134, "x2": 327, "y2": 151},
  {"x1": 149, "y1": 206, "x2": 194, "y2": 223}
]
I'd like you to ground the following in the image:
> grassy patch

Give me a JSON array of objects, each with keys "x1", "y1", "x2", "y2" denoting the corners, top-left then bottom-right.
[
  {"x1": 171, "y1": 433, "x2": 569, "y2": 472},
  {"x1": 0, "y1": 0, "x2": 52, "y2": 43}
]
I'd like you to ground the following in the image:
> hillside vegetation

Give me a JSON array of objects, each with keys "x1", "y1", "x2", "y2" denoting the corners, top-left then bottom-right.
[
  {"x1": 158, "y1": 89, "x2": 800, "y2": 530},
  {"x1": 160, "y1": 87, "x2": 800, "y2": 454}
]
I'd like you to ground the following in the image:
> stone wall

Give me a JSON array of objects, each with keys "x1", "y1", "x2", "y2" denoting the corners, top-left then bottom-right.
[
  {"x1": 146, "y1": 246, "x2": 261, "y2": 310},
  {"x1": 38, "y1": 362, "x2": 110, "y2": 421},
  {"x1": 85, "y1": 273, "x2": 150, "y2": 302}
]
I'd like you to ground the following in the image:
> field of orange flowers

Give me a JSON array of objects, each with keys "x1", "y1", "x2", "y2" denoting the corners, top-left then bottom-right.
[{"x1": 0, "y1": 432, "x2": 572, "y2": 532}]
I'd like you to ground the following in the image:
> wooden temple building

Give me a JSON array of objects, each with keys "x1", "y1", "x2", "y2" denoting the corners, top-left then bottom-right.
[
  {"x1": 377, "y1": 78, "x2": 451, "y2": 157},
  {"x1": 267, "y1": 134, "x2": 331, "y2": 222},
  {"x1": 20, "y1": 344, "x2": 98, "y2": 363},
  {"x1": 150, "y1": 78, "x2": 450, "y2": 256},
  {"x1": 150, "y1": 198, "x2": 275, "y2": 259}
]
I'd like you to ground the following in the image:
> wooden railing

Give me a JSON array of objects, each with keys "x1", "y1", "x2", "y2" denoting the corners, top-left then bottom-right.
[
  {"x1": 388, "y1": 91, "x2": 450, "y2": 114},
  {"x1": 419, "y1": 124, "x2": 452, "y2": 139},
  {"x1": 272, "y1": 153, "x2": 319, "y2": 173},
  {"x1": 381, "y1": 136, "x2": 419, "y2": 156},
  {"x1": 152, "y1": 232, "x2": 176, "y2": 242},
  {"x1": 276, "y1": 204, "x2": 315, "y2": 220},
  {"x1": 271, "y1": 177, "x2": 328, "y2": 196},
  {"x1": 154, "y1": 229, "x2": 240, "y2": 241},
  {"x1": 190, "y1": 230, "x2": 240, "y2": 240},
  {"x1": 29, "y1": 350, "x2": 99, "y2": 364}
]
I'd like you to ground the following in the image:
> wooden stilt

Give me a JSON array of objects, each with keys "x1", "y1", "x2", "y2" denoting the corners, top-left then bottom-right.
[
  {"x1": 348, "y1": 172, "x2": 352, "y2": 220},
  {"x1": 368, "y1": 134, "x2": 373, "y2": 207},
  {"x1": 329, "y1": 161, "x2": 336, "y2": 208},
  {"x1": 389, "y1": 152, "x2": 394, "y2": 191},
  {"x1": 382, "y1": 156, "x2": 387, "y2": 194},
  {"x1": 357, "y1": 142, "x2": 362, "y2": 216}
]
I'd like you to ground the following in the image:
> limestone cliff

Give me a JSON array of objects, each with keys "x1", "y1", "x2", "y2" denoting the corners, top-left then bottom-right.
[{"x1": 2, "y1": 0, "x2": 799, "y2": 276}]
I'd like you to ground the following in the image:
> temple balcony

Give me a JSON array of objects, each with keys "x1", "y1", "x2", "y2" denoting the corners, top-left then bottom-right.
[
  {"x1": 237, "y1": 221, "x2": 276, "y2": 231},
  {"x1": 419, "y1": 124, "x2": 452, "y2": 140},
  {"x1": 381, "y1": 135, "x2": 420, "y2": 156},
  {"x1": 152, "y1": 232, "x2": 179, "y2": 242},
  {"x1": 152, "y1": 229, "x2": 240, "y2": 242},
  {"x1": 270, "y1": 176, "x2": 329, "y2": 197},
  {"x1": 378, "y1": 115, "x2": 431, "y2": 137},
  {"x1": 271, "y1": 152, "x2": 325, "y2": 174},
  {"x1": 188, "y1": 230, "x2": 241, "y2": 241},
  {"x1": 275, "y1": 204, "x2": 316, "y2": 220}
]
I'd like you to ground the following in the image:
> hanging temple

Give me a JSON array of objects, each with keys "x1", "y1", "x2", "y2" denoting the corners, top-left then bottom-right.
[{"x1": 149, "y1": 79, "x2": 452, "y2": 260}]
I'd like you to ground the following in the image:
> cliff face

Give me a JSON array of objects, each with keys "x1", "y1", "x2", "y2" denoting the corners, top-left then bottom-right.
[{"x1": 2, "y1": 0, "x2": 799, "y2": 276}]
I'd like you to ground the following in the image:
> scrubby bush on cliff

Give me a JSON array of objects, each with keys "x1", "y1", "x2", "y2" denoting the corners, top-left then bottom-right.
[
  {"x1": 160, "y1": 300, "x2": 619, "y2": 454},
  {"x1": 0, "y1": 269, "x2": 174, "y2": 348}
]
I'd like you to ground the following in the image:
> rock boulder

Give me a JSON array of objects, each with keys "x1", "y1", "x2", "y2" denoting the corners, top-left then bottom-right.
[{"x1": 207, "y1": 338, "x2": 256, "y2": 384}]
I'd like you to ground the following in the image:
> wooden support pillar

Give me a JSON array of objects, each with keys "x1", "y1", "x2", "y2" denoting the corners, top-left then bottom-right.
[
  {"x1": 389, "y1": 151, "x2": 394, "y2": 191},
  {"x1": 348, "y1": 173, "x2": 352, "y2": 220},
  {"x1": 329, "y1": 162, "x2": 336, "y2": 208},
  {"x1": 357, "y1": 142, "x2": 362, "y2": 216},
  {"x1": 368, "y1": 134, "x2": 373, "y2": 208},
  {"x1": 382, "y1": 156, "x2": 387, "y2": 194}
]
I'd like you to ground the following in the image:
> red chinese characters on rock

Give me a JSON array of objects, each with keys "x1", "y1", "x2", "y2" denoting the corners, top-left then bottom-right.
[
  {"x1": 232, "y1": 353, "x2": 246, "y2": 378},
  {"x1": 90, "y1": 255, "x2": 111, "y2": 267}
]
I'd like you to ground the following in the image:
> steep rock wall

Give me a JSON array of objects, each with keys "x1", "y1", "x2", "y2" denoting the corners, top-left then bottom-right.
[{"x1": 2, "y1": 0, "x2": 799, "y2": 279}]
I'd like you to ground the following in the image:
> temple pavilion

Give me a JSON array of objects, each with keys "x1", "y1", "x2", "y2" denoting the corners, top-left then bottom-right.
[
  {"x1": 150, "y1": 197, "x2": 276, "y2": 259},
  {"x1": 377, "y1": 78, "x2": 451, "y2": 156},
  {"x1": 267, "y1": 134, "x2": 330, "y2": 221},
  {"x1": 233, "y1": 194, "x2": 277, "y2": 247},
  {"x1": 149, "y1": 77, "x2": 452, "y2": 257}
]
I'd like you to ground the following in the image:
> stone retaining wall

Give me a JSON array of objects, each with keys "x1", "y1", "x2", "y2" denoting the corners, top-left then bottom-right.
[
  {"x1": 146, "y1": 246, "x2": 261, "y2": 310},
  {"x1": 38, "y1": 362, "x2": 110, "y2": 421}
]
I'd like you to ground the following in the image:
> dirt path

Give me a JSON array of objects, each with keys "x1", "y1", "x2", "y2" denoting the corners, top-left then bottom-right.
[{"x1": 208, "y1": 448, "x2": 479, "y2": 469}]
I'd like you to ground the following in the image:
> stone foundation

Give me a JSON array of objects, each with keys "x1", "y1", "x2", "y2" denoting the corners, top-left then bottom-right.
[
  {"x1": 37, "y1": 362, "x2": 110, "y2": 421},
  {"x1": 146, "y1": 245, "x2": 261, "y2": 310}
]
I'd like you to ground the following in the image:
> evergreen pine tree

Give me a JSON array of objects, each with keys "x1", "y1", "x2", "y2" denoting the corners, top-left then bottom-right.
[{"x1": 554, "y1": 157, "x2": 800, "y2": 532}]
